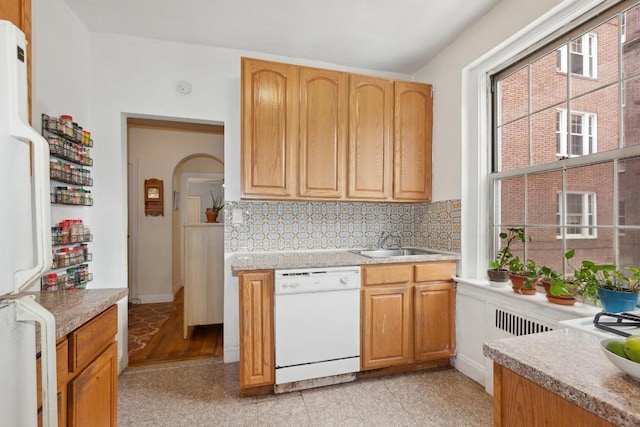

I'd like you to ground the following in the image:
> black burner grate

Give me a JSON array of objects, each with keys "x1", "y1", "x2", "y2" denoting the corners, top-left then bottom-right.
[{"x1": 593, "y1": 312, "x2": 640, "y2": 337}]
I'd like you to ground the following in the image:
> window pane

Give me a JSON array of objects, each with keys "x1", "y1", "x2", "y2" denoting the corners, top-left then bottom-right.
[
  {"x1": 498, "y1": 66, "x2": 529, "y2": 125},
  {"x1": 623, "y1": 75, "x2": 640, "y2": 146},
  {"x1": 527, "y1": 228, "x2": 565, "y2": 274},
  {"x1": 498, "y1": 117, "x2": 529, "y2": 171},
  {"x1": 531, "y1": 105, "x2": 566, "y2": 165},
  {"x1": 622, "y1": 4, "x2": 640, "y2": 80},
  {"x1": 526, "y1": 171, "x2": 562, "y2": 226},
  {"x1": 498, "y1": 176, "x2": 525, "y2": 226},
  {"x1": 572, "y1": 19, "x2": 620, "y2": 98},
  {"x1": 620, "y1": 229, "x2": 640, "y2": 268},
  {"x1": 566, "y1": 230, "x2": 615, "y2": 273},
  {"x1": 572, "y1": 85, "x2": 619, "y2": 153},
  {"x1": 567, "y1": 163, "x2": 613, "y2": 226},
  {"x1": 531, "y1": 48, "x2": 567, "y2": 112},
  {"x1": 618, "y1": 157, "x2": 640, "y2": 228}
]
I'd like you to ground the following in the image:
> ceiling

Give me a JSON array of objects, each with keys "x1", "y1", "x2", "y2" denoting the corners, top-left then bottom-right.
[{"x1": 61, "y1": 0, "x2": 500, "y2": 74}]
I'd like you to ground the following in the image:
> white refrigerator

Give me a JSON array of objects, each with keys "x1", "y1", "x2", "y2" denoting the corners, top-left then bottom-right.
[{"x1": 0, "y1": 20, "x2": 58, "y2": 426}]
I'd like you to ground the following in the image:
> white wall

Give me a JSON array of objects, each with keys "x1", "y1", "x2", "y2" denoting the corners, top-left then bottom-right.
[
  {"x1": 414, "y1": 0, "x2": 563, "y2": 202},
  {"x1": 31, "y1": 0, "x2": 130, "y2": 371}
]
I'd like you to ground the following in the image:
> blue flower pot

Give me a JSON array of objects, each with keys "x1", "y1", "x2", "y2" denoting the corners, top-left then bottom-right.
[{"x1": 597, "y1": 287, "x2": 639, "y2": 313}]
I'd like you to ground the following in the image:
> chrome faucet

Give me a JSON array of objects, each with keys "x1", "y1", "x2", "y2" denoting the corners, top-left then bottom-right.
[{"x1": 378, "y1": 231, "x2": 403, "y2": 249}]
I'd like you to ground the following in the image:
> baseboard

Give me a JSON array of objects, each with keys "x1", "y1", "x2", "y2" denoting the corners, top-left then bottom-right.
[
  {"x1": 136, "y1": 294, "x2": 174, "y2": 304},
  {"x1": 451, "y1": 354, "x2": 487, "y2": 390},
  {"x1": 224, "y1": 348, "x2": 239, "y2": 363}
]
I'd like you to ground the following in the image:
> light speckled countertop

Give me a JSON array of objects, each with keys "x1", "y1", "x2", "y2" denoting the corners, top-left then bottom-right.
[
  {"x1": 484, "y1": 329, "x2": 640, "y2": 426},
  {"x1": 230, "y1": 248, "x2": 460, "y2": 271},
  {"x1": 21, "y1": 288, "x2": 128, "y2": 351}
]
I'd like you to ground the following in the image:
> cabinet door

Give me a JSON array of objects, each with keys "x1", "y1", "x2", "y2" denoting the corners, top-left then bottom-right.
[
  {"x1": 241, "y1": 58, "x2": 299, "y2": 197},
  {"x1": 414, "y1": 282, "x2": 455, "y2": 361},
  {"x1": 361, "y1": 286, "x2": 412, "y2": 370},
  {"x1": 394, "y1": 82, "x2": 432, "y2": 201},
  {"x1": 0, "y1": 0, "x2": 31, "y2": 120},
  {"x1": 239, "y1": 270, "x2": 274, "y2": 389},
  {"x1": 348, "y1": 74, "x2": 393, "y2": 199},
  {"x1": 299, "y1": 67, "x2": 347, "y2": 198},
  {"x1": 68, "y1": 341, "x2": 118, "y2": 427}
]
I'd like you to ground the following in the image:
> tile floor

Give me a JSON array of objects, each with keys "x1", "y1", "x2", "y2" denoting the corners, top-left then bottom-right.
[{"x1": 118, "y1": 358, "x2": 493, "y2": 426}]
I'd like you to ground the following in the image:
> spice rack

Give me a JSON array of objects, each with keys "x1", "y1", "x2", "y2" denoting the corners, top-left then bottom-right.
[
  {"x1": 43, "y1": 113, "x2": 95, "y2": 291},
  {"x1": 43, "y1": 113, "x2": 94, "y2": 206}
]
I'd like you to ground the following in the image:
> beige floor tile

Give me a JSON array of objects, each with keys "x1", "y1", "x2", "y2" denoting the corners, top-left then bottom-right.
[{"x1": 118, "y1": 360, "x2": 493, "y2": 427}]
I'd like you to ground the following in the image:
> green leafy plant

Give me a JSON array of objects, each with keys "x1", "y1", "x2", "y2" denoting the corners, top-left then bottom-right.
[
  {"x1": 489, "y1": 227, "x2": 529, "y2": 271},
  {"x1": 508, "y1": 256, "x2": 538, "y2": 290},
  {"x1": 207, "y1": 190, "x2": 224, "y2": 212}
]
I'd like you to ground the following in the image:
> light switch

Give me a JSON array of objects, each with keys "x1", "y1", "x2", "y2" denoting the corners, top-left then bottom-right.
[{"x1": 232, "y1": 208, "x2": 243, "y2": 224}]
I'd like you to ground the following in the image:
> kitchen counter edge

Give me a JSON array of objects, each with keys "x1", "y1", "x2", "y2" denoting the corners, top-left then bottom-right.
[
  {"x1": 230, "y1": 249, "x2": 460, "y2": 272},
  {"x1": 27, "y1": 288, "x2": 128, "y2": 345},
  {"x1": 484, "y1": 328, "x2": 640, "y2": 427}
]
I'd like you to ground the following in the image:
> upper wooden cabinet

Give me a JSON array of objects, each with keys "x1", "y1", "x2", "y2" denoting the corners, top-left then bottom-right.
[
  {"x1": 299, "y1": 67, "x2": 347, "y2": 198},
  {"x1": 1, "y1": 0, "x2": 32, "y2": 121},
  {"x1": 394, "y1": 82, "x2": 433, "y2": 201},
  {"x1": 241, "y1": 58, "x2": 298, "y2": 197},
  {"x1": 240, "y1": 57, "x2": 432, "y2": 202},
  {"x1": 348, "y1": 74, "x2": 394, "y2": 200}
]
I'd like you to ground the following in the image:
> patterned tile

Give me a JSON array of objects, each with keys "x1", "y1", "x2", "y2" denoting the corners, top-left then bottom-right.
[{"x1": 225, "y1": 199, "x2": 461, "y2": 254}]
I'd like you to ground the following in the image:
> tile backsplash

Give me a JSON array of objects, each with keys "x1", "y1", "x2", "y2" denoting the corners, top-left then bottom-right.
[{"x1": 225, "y1": 199, "x2": 461, "y2": 253}]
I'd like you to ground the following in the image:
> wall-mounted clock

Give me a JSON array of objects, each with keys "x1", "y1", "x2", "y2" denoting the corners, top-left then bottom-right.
[{"x1": 144, "y1": 178, "x2": 164, "y2": 216}]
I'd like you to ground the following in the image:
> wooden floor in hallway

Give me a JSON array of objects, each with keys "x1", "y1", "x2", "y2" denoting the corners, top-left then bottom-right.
[{"x1": 128, "y1": 288, "x2": 223, "y2": 366}]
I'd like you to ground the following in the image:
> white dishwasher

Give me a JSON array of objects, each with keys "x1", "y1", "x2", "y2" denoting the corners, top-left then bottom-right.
[{"x1": 274, "y1": 266, "x2": 361, "y2": 391}]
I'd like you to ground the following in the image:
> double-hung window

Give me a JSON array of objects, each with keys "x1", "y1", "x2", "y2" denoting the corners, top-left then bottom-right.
[
  {"x1": 491, "y1": 0, "x2": 640, "y2": 275},
  {"x1": 557, "y1": 34, "x2": 598, "y2": 78},
  {"x1": 556, "y1": 109, "x2": 597, "y2": 157},
  {"x1": 557, "y1": 192, "x2": 597, "y2": 238}
]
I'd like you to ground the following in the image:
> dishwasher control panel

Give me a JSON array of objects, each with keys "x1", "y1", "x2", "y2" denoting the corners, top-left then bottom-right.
[{"x1": 275, "y1": 266, "x2": 361, "y2": 294}]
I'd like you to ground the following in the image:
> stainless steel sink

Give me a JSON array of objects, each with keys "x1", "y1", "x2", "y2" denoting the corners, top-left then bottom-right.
[{"x1": 352, "y1": 248, "x2": 440, "y2": 258}]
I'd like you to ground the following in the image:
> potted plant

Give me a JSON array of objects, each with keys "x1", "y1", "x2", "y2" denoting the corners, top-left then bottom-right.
[
  {"x1": 508, "y1": 257, "x2": 538, "y2": 295},
  {"x1": 205, "y1": 191, "x2": 224, "y2": 223},
  {"x1": 488, "y1": 227, "x2": 528, "y2": 287},
  {"x1": 573, "y1": 260, "x2": 640, "y2": 313},
  {"x1": 539, "y1": 250, "x2": 580, "y2": 305}
]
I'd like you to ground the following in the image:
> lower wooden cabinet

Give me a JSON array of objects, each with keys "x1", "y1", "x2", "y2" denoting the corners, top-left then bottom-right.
[
  {"x1": 493, "y1": 363, "x2": 615, "y2": 426},
  {"x1": 414, "y1": 282, "x2": 455, "y2": 361},
  {"x1": 361, "y1": 262, "x2": 456, "y2": 371},
  {"x1": 68, "y1": 341, "x2": 117, "y2": 427},
  {"x1": 238, "y1": 270, "x2": 274, "y2": 393},
  {"x1": 37, "y1": 305, "x2": 118, "y2": 426},
  {"x1": 362, "y1": 285, "x2": 412, "y2": 369}
]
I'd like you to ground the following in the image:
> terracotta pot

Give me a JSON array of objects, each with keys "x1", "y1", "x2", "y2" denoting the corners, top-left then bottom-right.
[
  {"x1": 540, "y1": 280, "x2": 552, "y2": 295},
  {"x1": 509, "y1": 274, "x2": 537, "y2": 295},
  {"x1": 546, "y1": 294, "x2": 576, "y2": 305},
  {"x1": 205, "y1": 210, "x2": 218, "y2": 223}
]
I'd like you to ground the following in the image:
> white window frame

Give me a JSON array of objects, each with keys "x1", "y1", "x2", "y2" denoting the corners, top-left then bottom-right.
[
  {"x1": 461, "y1": 0, "x2": 628, "y2": 281},
  {"x1": 556, "y1": 191, "x2": 598, "y2": 238},
  {"x1": 557, "y1": 33, "x2": 598, "y2": 78},
  {"x1": 556, "y1": 109, "x2": 598, "y2": 157}
]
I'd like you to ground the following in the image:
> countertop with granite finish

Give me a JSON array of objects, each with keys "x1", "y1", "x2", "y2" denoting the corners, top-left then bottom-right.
[
  {"x1": 17, "y1": 288, "x2": 128, "y2": 352},
  {"x1": 484, "y1": 328, "x2": 640, "y2": 426},
  {"x1": 230, "y1": 248, "x2": 460, "y2": 272}
]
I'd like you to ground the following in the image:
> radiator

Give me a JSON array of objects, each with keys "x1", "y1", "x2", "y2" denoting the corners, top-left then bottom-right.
[{"x1": 484, "y1": 304, "x2": 556, "y2": 394}]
